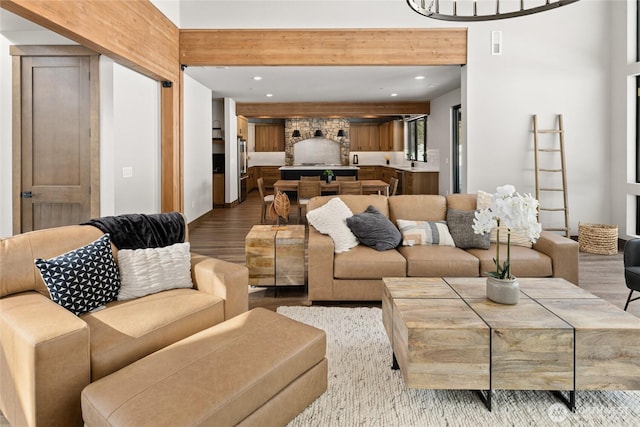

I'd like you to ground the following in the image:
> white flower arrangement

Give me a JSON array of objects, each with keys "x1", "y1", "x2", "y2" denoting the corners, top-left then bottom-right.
[{"x1": 472, "y1": 185, "x2": 542, "y2": 280}]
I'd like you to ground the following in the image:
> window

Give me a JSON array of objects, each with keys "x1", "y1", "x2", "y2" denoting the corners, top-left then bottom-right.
[{"x1": 405, "y1": 116, "x2": 427, "y2": 162}]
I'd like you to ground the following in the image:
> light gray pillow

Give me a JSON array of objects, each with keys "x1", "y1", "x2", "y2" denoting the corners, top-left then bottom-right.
[
  {"x1": 117, "y1": 242, "x2": 194, "y2": 300},
  {"x1": 446, "y1": 209, "x2": 490, "y2": 249},
  {"x1": 346, "y1": 205, "x2": 401, "y2": 251}
]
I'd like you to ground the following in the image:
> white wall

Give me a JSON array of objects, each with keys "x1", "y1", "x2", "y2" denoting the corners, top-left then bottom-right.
[
  {"x1": 428, "y1": 88, "x2": 461, "y2": 195},
  {"x1": 224, "y1": 97, "x2": 239, "y2": 203},
  {"x1": 611, "y1": 0, "x2": 640, "y2": 240},
  {"x1": 110, "y1": 63, "x2": 161, "y2": 215},
  {"x1": 183, "y1": 74, "x2": 213, "y2": 221},
  {"x1": 463, "y1": 1, "x2": 610, "y2": 234}
]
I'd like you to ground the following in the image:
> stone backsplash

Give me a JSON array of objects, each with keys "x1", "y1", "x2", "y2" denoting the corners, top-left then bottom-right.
[{"x1": 284, "y1": 118, "x2": 350, "y2": 166}]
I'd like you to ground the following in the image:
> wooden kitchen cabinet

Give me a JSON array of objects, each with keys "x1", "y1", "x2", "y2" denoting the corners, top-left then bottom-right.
[
  {"x1": 379, "y1": 167, "x2": 398, "y2": 184},
  {"x1": 237, "y1": 115, "x2": 248, "y2": 139},
  {"x1": 213, "y1": 173, "x2": 225, "y2": 207},
  {"x1": 379, "y1": 120, "x2": 404, "y2": 151},
  {"x1": 350, "y1": 123, "x2": 380, "y2": 151},
  {"x1": 403, "y1": 171, "x2": 438, "y2": 195},
  {"x1": 247, "y1": 167, "x2": 257, "y2": 192},
  {"x1": 391, "y1": 120, "x2": 404, "y2": 151},
  {"x1": 255, "y1": 124, "x2": 285, "y2": 152},
  {"x1": 357, "y1": 166, "x2": 377, "y2": 180},
  {"x1": 379, "y1": 122, "x2": 392, "y2": 151}
]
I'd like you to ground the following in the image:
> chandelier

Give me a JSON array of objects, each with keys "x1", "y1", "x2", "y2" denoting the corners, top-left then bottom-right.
[{"x1": 406, "y1": 0, "x2": 579, "y2": 22}]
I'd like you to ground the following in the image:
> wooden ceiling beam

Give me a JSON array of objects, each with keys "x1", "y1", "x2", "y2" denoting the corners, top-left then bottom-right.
[
  {"x1": 236, "y1": 102, "x2": 430, "y2": 118},
  {"x1": 180, "y1": 28, "x2": 467, "y2": 66},
  {"x1": 1, "y1": 0, "x2": 180, "y2": 82}
]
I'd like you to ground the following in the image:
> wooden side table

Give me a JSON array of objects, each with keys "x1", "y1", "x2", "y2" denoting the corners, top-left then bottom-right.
[{"x1": 245, "y1": 225, "x2": 305, "y2": 296}]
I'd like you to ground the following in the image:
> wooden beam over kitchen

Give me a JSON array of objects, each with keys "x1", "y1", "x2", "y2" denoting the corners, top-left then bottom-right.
[
  {"x1": 236, "y1": 102, "x2": 430, "y2": 118},
  {"x1": 180, "y1": 28, "x2": 467, "y2": 66}
]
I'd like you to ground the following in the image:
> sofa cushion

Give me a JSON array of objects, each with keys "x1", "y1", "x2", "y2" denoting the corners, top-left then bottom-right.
[
  {"x1": 346, "y1": 205, "x2": 401, "y2": 251},
  {"x1": 398, "y1": 245, "x2": 480, "y2": 277},
  {"x1": 306, "y1": 197, "x2": 359, "y2": 253},
  {"x1": 396, "y1": 219, "x2": 455, "y2": 247},
  {"x1": 467, "y1": 244, "x2": 553, "y2": 278},
  {"x1": 117, "y1": 242, "x2": 194, "y2": 300},
  {"x1": 446, "y1": 209, "x2": 490, "y2": 249},
  {"x1": 388, "y1": 195, "x2": 447, "y2": 223},
  {"x1": 34, "y1": 234, "x2": 121, "y2": 316},
  {"x1": 446, "y1": 193, "x2": 478, "y2": 211},
  {"x1": 82, "y1": 288, "x2": 225, "y2": 380},
  {"x1": 333, "y1": 246, "x2": 406, "y2": 279}
]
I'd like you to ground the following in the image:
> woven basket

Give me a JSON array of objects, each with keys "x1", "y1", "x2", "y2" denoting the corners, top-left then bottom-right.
[{"x1": 578, "y1": 223, "x2": 618, "y2": 255}]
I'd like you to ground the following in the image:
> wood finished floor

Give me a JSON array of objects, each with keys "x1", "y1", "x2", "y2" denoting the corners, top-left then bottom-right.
[{"x1": 189, "y1": 189, "x2": 640, "y2": 317}]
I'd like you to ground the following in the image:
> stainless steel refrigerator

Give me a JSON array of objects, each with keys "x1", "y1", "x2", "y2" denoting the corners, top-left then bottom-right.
[{"x1": 238, "y1": 137, "x2": 248, "y2": 203}]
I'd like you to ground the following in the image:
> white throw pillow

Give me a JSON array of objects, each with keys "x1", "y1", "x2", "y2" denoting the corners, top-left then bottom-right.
[
  {"x1": 306, "y1": 197, "x2": 359, "y2": 253},
  {"x1": 477, "y1": 190, "x2": 533, "y2": 248},
  {"x1": 117, "y1": 242, "x2": 194, "y2": 300}
]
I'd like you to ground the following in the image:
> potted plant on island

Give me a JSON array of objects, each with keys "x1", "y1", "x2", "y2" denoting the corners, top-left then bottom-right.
[
  {"x1": 472, "y1": 184, "x2": 542, "y2": 305},
  {"x1": 322, "y1": 169, "x2": 334, "y2": 183}
]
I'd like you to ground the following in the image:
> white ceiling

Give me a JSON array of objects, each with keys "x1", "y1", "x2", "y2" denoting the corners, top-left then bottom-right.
[
  {"x1": 0, "y1": 8, "x2": 461, "y2": 103},
  {"x1": 184, "y1": 65, "x2": 461, "y2": 103}
]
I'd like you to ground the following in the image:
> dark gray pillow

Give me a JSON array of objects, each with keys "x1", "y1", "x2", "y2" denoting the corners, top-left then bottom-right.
[
  {"x1": 446, "y1": 209, "x2": 490, "y2": 249},
  {"x1": 346, "y1": 205, "x2": 401, "y2": 251}
]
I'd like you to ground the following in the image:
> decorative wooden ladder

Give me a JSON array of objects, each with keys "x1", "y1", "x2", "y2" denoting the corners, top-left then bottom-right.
[{"x1": 532, "y1": 114, "x2": 569, "y2": 237}]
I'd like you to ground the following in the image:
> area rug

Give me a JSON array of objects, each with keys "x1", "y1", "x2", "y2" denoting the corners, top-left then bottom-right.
[{"x1": 276, "y1": 306, "x2": 640, "y2": 426}]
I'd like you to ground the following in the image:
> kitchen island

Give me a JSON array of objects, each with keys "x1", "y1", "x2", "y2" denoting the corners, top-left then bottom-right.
[{"x1": 279, "y1": 165, "x2": 359, "y2": 180}]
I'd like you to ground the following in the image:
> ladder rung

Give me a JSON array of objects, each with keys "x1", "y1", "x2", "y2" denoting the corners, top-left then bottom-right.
[
  {"x1": 544, "y1": 227, "x2": 569, "y2": 232},
  {"x1": 538, "y1": 149, "x2": 561, "y2": 152},
  {"x1": 539, "y1": 168, "x2": 562, "y2": 172},
  {"x1": 540, "y1": 208, "x2": 566, "y2": 212},
  {"x1": 537, "y1": 129, "x2": 563, "y2": 134},
  {"x1": 540, "y1": 188, "x2": 564, "y2": 192}
]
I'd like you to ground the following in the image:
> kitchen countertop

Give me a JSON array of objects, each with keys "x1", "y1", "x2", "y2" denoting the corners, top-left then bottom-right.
[{"x1": 355, "y1": 163, "x2": 439, "y2": 172}]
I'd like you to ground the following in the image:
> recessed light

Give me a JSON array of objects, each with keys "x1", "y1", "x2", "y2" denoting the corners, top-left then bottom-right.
[
  {"x1": 266, "y1": 93, "x2": 273, "y2": 97},
  {"x1": 390, "y1": 93, "x2": 398, "y2": 97},
  {"x1": 253, "y1": 76, "x2": 263, "y2": 81},
  {"x1": 414, "y1": 75, "x2": 425, "y2": 80}
]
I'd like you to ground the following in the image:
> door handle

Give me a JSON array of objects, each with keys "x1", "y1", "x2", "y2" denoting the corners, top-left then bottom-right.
[{"x1": 21, "y1": 191, "x2": 33, "y2": 199}]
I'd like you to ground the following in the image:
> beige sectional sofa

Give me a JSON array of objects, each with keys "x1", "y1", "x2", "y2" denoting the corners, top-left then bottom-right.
[
  {"x1": 307, "y1": 194, "x2": 579, "y2": 302},
  {"x1": 0, "y1": 222, "x2": 249, "y2": 427}
]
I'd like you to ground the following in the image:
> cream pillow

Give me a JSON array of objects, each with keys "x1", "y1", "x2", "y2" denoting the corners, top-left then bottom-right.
[
  {"x1": 117, "y1": 242, "x2": 193, "y2": 300},
  {"x1": 476, "y1": 190, "x2": 533, "y2": 248},
  {"x1": 396, "y1": 219, "x2": 455, "y2": 247},
  {"x1": 306, "y1": 197, "x2": 359, "y2": 253}
]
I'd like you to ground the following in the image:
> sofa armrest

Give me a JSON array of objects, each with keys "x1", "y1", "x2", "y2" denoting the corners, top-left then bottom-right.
[
  {"x1": 532, "y1": 231, "x2": 579, "y2": 285},
  {"x1": 0, "y1": 292, "x2": 89, "y2": 427},
  {"x1": 190, "y1": 254, "x2": 249, "y2": 319},
  {"x1": 307, "y1": 228, "x2": 336, "y2": 301}
]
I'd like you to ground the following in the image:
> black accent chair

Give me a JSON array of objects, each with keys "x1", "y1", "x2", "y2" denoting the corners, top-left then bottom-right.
[{"x1": 623, "y1": 238, "x2": 640, "y2": 311}]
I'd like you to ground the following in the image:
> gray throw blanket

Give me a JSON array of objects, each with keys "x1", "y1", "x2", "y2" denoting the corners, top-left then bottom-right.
[{"x1": 83, "y1": 212, "x2": 186, "y2": 250}]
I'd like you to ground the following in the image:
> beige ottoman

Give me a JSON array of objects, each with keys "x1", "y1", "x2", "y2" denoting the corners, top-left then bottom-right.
[{"x1": 81, "y1": 308, "x2": 327, "y2": 427}]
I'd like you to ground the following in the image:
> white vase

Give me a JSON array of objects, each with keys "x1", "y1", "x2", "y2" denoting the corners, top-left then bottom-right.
[{"x1": 486, "y1": 276, "x2": 520, "y2": 305}]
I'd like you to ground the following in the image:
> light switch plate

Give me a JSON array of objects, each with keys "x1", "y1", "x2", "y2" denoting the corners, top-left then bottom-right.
[
  {"x1": 122, "y1": 167, "x2": 133, "y2": 178},
  {"x1": 491, "y1": 30, "x2": 502, "y2": 56}
]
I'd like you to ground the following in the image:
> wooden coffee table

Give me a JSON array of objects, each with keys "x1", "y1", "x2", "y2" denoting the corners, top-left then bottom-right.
[{"x1": 382, "y1": 277, "x2": 640, "y2": 411}]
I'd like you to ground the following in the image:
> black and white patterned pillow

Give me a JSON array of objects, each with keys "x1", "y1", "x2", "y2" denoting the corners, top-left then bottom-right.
[{"x1": 35, "y1": 234, "x2": 121, "y2": 316}]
